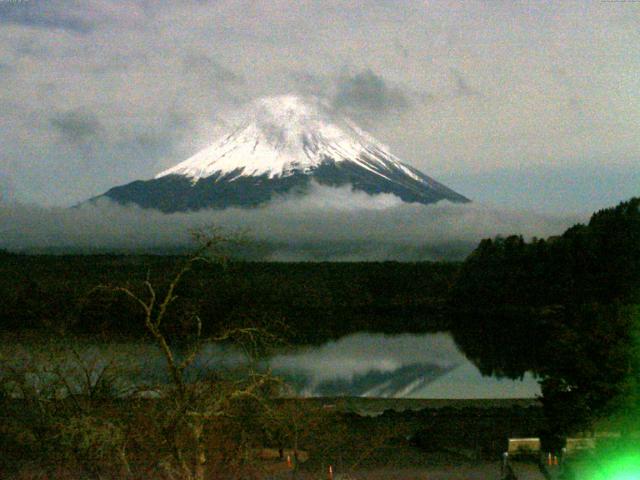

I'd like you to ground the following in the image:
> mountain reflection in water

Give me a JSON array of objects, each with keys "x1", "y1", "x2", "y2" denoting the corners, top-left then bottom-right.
[
  {"x1": 268, "y1": 333, "x2": 539, "y2": 398},
  {"x1": 0, "y1": 332, "x2": 540, "y2": 399}
]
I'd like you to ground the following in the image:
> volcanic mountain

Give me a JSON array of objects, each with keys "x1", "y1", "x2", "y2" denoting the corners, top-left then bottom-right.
[{"x1": 97, "y1": 95, "x2": 469, "y2": 212}]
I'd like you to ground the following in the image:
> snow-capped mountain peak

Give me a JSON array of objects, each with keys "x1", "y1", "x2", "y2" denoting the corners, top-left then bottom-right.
[
  {"x1": 97, "y1": 94, "x2": 469, "y2": 212},
  {"x1": 156, "y1": 94, "x2": 408, "y2": 183}
]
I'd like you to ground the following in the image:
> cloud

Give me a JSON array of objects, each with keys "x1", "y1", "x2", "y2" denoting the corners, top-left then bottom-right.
[
  {"x1": 333, "y1": 69, "x2": 409, "y2": 113},
  {"x1": 0, "y1": 184, "x2": 584, "y2": 260},
  {"x1": 50, "y1": 109, "x2": 102, "y2": 143},
  {"x1": 0, "y1": 1, "x2": 94, "y2": 33},
  {"x1": 182, "y1": 54, "x2": 244, "y2": 86},
  {"x1": 289, "y1": 70, "x2": 330, "y2": 98},
  {"x1": 270, "y1": 333, "x2": 464, "y2": 382},
  {"x1": 0, "y1": 171, "x2": 14, "y2": 203},
  {"x1": 0, "y1": 0, "x2": 149, "y2": 34},
  {"x1": 118, "y1": 110, "x2": 193, "y2": 161},
  {"x1": 1, "y1": 1, "x2": 639, "y2": 211},
  {"x1": 269, "y1": 332, "x2": 465, "y2": 396},
  {"x1": 450, "y1": 68, "x2": 481, "y2": 97}
]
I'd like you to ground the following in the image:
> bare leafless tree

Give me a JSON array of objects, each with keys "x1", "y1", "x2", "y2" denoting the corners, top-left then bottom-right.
[{"x1": 102, "y1": 229, "x2": 279, "y2": 480}]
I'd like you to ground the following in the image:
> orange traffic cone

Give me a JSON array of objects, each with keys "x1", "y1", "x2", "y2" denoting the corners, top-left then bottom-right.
[
  {"x1": 547, "y1": 453, "x2": 552, "y2": 466},
  {"x1": 287, "y1": 455, "x2": 292, "y2": 468},
  {"x1": 329, "y1": 465, "x2": 334, "y2": 480}
]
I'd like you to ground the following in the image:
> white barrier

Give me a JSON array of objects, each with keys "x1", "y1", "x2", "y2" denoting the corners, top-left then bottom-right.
[{"x1": 507, "y1": 437, "x2": 541, "y2": 457}]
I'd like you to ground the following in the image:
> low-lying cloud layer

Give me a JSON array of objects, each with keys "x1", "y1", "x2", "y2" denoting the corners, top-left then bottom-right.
[{"x1": 0, "y1": 185, "x2": 584, "y2": 260}]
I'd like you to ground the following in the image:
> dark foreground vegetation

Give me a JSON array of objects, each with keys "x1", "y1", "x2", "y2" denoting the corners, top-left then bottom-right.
[
  {"x1": 0, "y1": 389, "x2": 543, "y2": 479},
  {"x1": 1, "y1": 197, "x2": 639, "y2": 478}
]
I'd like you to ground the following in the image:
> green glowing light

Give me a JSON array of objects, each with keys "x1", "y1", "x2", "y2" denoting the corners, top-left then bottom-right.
[{"x1": 587, "y1": 452, "x2": 640, "y2": 480}]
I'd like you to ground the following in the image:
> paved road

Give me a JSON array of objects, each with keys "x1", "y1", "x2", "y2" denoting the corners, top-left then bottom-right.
[
  {"x1": 286, "y1": 462, "x2": 548, "y2": 479},
  {"x1": 511, "y1": 461, "x2": 548, "y2": 480}
]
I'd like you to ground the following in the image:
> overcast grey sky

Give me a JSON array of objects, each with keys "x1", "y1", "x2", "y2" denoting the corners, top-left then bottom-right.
[{"x1": 0, "y1": 0, "x2": 638, "y2": 212}]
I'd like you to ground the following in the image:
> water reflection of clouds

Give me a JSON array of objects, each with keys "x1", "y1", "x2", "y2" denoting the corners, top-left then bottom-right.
[
  {"x1": 0, "y1": 333, "x2": 540, "y2": 399},
  {"x1": 269, "y1": 332, "x2": 463, "y2": 378},
  {"x1": 267, "y1": 333, "x2": 466, "y2": 397}
]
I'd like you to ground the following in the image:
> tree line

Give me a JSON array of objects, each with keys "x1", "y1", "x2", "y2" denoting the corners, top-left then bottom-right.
[
  {"x1": 0, "y1": 256, "x2": 457, "y2": 343},
  {"x1": 450, "y1": 197, "x2": 640, "y2": 442}
]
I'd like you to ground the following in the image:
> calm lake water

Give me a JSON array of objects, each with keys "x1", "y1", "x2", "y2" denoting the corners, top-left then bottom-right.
[{"x1": 0, "y1": 332, "x2": 539, "y2": 399}]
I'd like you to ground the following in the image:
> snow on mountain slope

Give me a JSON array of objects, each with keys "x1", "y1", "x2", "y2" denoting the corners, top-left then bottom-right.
[
  {"x1": 97, "y1": 94, "x2": 469, "y2": 212},
  {"x1": 156, "y1": 95, "x2": 407, "y2": 182}
]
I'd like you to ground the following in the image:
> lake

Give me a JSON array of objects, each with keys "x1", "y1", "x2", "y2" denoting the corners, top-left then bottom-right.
[{"x1": 0, "y1": 332, "x2": 539, "y2": 399}]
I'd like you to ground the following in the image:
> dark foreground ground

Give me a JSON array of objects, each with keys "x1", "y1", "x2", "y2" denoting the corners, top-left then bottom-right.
[
  {"x1": 2, "y1": 397, "x2": 544, "y2": 479},
  {"x1": 289, "y1": 463, "x2": 545, "y2": 479}
]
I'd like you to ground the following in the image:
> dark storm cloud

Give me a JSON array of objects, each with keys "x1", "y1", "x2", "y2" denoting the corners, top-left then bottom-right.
[
  {"x1": 0, "y1": 2, "x2": 93, "y2": 33},
  {"x1": 333, "y1": 69, "x2": 409, "y2": 113},
  {"x1": 50, "y1": 110, "x2": 102, "y2": 143}
]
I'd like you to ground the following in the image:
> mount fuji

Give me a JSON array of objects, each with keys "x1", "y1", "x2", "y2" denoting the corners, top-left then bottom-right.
[{"x1": 96, "y1": 95, "x2": 469, "y2": 212}]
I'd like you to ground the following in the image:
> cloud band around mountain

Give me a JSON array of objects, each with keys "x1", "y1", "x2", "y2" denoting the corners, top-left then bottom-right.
[{"x1": 0, "y1": 184, "x2": 583, "y2": 260}]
